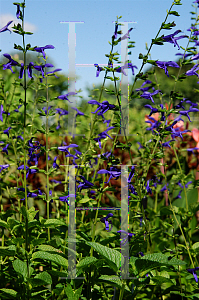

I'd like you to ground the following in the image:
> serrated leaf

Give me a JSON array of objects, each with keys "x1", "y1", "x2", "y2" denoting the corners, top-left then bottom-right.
[
  {"x1": 43, "y1": 219, "x2": 66, "y2": 227},
  {"x1": 32, "y1": 251, "x2": 68, "y2": 267},
  {"x1": 135, "y1": 253, "x2": 186, "y2": 273},
  {"x1": 98, "y1": 275, "x2": 131, "y2": 292},
  {"x1": 0, "y1": 288, "x2": 18, "y2": 298},
  {"x1": 77, "y1": 256, "x2": 98, "y2": 269},
  {"x1": 85, "y1": 241, "x2": 124, "y2": 272},
  {"x1": 34, "y1": 271, "x2": 52, "y2": 285},
  {"x1": 37, "y1": 244, "x2": 63, "y2": 253},
  {"x1": 13, "y1": 259, "x2": 28, "y2": 279}
]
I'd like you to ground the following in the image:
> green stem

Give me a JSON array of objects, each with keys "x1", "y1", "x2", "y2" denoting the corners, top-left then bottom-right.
[
  {"x1": 129, "y1": 1, "x2": 175, "y2": 99},
  {"x1": 119, "y1": 280, "x2": 125, "y2": 300}
]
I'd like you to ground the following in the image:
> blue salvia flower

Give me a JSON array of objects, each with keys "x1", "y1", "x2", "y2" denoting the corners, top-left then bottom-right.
[
  {"x1": 140, "y1": 89, "x2": 162, "y2": 103},
  {"x1": 117, "y1": 230, "x2": 135, "y2": 246},
  {"x1": 57, "y1": 92, "x2": 77, "y2": 103},
  {"x1": 76, "y1": 175, "x2": 94, "y2": 191},
  {"x1": 0, "y1": 164, "x2": 9, "y2": 173},
  {"x1": 3, "y1": 54, "x2": 18, "y2": 73},
  {"x1": 97, "y1": 166, "x2": 121, "y2": 184},
  {"x1": 187, "y1": 267, "x2": 199, "y2": 283},
  {"x1": 2, "y1": 144, "x2": 9, "y2": 155},
  {"x1": 16, "y1": 4, "x2": 22, "y2": 19},
  {"x1": 155, "y1": 60, "x2": 179, "y2": 77},
  {"x1": 34, "y1": 45, "x2": 55, "y2": 59},
  {"x1": 0, "y1": 21, "x2": 13, "y2": 34},
  {"x1": 162, "y1": 30, "x2": 187, "y2": 50},
  {"x1": 94, "y1": 64, "x2": 104, "y2": 77},
  {"x1": 100, "y1": 213, "x2": 113, "y2": 232}
]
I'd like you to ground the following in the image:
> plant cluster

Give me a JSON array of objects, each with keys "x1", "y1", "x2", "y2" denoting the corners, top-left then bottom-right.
[{"x1": 0, "y1": 0, "x2": 199, "y2": 299}]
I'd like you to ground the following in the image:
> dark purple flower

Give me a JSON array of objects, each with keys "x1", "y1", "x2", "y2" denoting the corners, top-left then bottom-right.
[
  {"x1": 0, "y1": 164, "x2": 9, "y2": 172},
  {"x1": 162, "y1": 30, "x2": 187, "y2": 50},
  {"x1": 56, "y1": 121, "x2": 61, "y2": 130},
  {"x1": 155, "y1": 61, "x2": 179, "y2": 77},
  {"x1": 2, "y1": 143, "x2": 9, "y2": 155},
  {"x1": 53, "y1": 156, "x2": 59, "y2": 168},
  {"x1": 34, "y1": 45, "x2": 55, "y2": 59},
  {"x1": 186, "y1": 64, "x2": 199, "y2": 78},
  {"x1": 16, "y1": 4, "x2": 22, "y2": 19},
  {"x1": 137, "y1": 142, "x2": 143, "y2": 150},
  {"x1": 94, "y1": 64, "x2": 104, "y2": 77},
  {"x1": 136, "y1": 80, "x2": 152, "y2": 92},
  {"x1": 162, "y1": 140, "x2": 174, "y2": 148},
  {"x1": 19, "y1": 63, "x2": 24, "y2": 79},
  {"x1": 194, "y1": 0, "x2": 199, "y2": 7},
  {"x1": 33, "y1": 63, "x2": 54, "y2": 78},
  {"x1": 115, "y1": 62, "x2": 137, "y2": 76},
  {"x1": 145, "y1": 116, "x2": 161, "y2": 132},
  {"x1": 0, "y1": 104, "x2": 4, "y2": 122},
  {"x1": 57, "y1": 92, "x2": 77, "y2": 103},
  {"x1": 160, "y1": 183, "x2": 170, "y2": 192},
  {"x1": 76, "y1": 175, "x2": 94, "y2": 191},
  {"x1": 46, "y1": 68, "x2": 62, "y2": 78},
  {"x1": 58, "y1": 144, "x2": 79, "y2": 153},
  {"x1": 59, "y1": 195, "x2": 73, "y2": 206},
  {"x1": 175, "y1": 53, "x2": 192, "y2": 59},
  {"x1": 145, "y1": 180, "x2": 152, "y2": 194},
  {"x1": 174, "y1": 190, "x2": 182, "y2": 199},
  {"x1": 113, "y1": 23, "x2": 119, "y2": 39},
  {"x1": 187, "y1": 267, "x2": 199, "y2": 283},
  {"x1": 118, "y1": 28, "x2": 133, "y2": 41},
  {"x1": 51, "y1": 179, "x2": 61, "y2": 184},
  {"x1": 3, "y1": 127, "x2": 12, "y2": 137},
  {"x1": 14, "y1": 104, "x2": 22, "y2": 112},
  {"x1": 100, "y1": 213, "x2": 113, "y2": 232},
  {"x1": 140, "y1": 90, "x2": 162, "y2": 103},
  {"x1": 128, "y1": 165, "x2": 135, "y2": 183},
  {"x1": 27, "y1": 62, "x2": 34, "y2": 78},
  {"x1": 117, "y1": 230, "x2": 135, "y2": 246},
  {"x1": 3, "y1": 54, "x2": 18, "y2": 73},
  {"x1": 97, "y1": 166, "x2": 121, "y2": 184},
  {"x1": 88, "y1": 100, "x2": 115, "y2": 117},
  {"x1": 93, "y1": 126, "x2": 115, "y2": 149},
  {"x1": 0, "y1": 21, "x2": 13, "y2": 34},
  {"x1": 179, "y1": 108, "x2": 199, "y2": 122},
  {"x1": 55, "y1": 108, "x2": 68, "y2": 117},
  {"x1": 71, "y1": 107, "x2": 84, "y2": 116},
  {"x1": 144, "y1": 104, "x2": 158, "y2": 116}
]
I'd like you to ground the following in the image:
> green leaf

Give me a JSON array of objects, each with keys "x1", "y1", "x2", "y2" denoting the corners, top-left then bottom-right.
[
  {"x1": 0, "y1": 245, "x2": 16, "y2": 256},
  {"x1": 168, "y1": 10, "x2": 180, "y2": 16},
  {"x1": 98, "y1": 275, "x2": 131, "y2": 292},
  {"x1": 43, "y1": 219, "x2": 66, "y2": 227},
  {"x1": 85, "y1": 241, "x2": 124, "y2": 272},
  {"x1": 192, "y1": 242, "x2": 199, "y2": 250},
  {"x1": 13, "y1": 259, "x2": 28, "y2": 279},
  {"x1": 151, "y1": 275, "x2": 174, "y2": 285},
  {"x1": 0, "y1": 220, "x2": 9, "y2": 229},
  {"x1": 32, "y1": 251, "x2": 68, "y2": 267},
  {"x1": 65, "y1": 283, "x2": 75, "y2": 300},
  {"x1": 37, "y1": 244, "x2": 63, "y2": 253},
  {"x1": 77, "y1": 256, "x2": 98, "y2": 269},
  {"x1": 34, "y1": 271, "x2": 52, "y2": 285},
  {"x1": 135, "y1": 253, "x2": 186, "y2": 273},
  {"x1": 0, "y1": 288, "x2": 18, "y2": 298}
]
